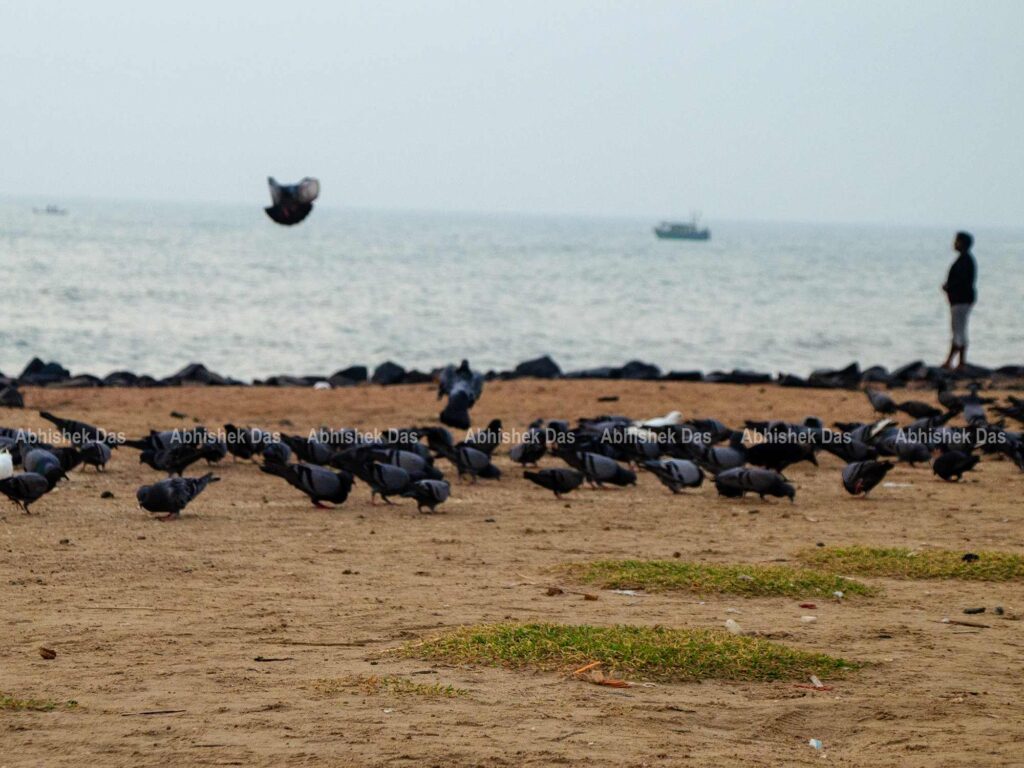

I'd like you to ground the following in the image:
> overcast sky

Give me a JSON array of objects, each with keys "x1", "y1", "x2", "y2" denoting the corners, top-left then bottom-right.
[{"x1": 3, "y1": 1, "x2": 1021, "y2": 225}]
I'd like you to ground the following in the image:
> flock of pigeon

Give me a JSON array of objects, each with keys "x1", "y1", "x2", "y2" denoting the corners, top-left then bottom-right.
[{"x1": 1, "y1": 366, "x2": 1022, "y2": 519}]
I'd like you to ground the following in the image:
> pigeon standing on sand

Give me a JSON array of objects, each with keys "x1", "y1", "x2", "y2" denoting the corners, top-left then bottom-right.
[
  {"x1": 841, "y1": 460, "x2": 894, "y2": 496},
  {"x1": 524, "y1": 468, "x2": 584, "y2": 498},
  {"x1": 264, "y1": 176, "x2": 320, "y2": 226},
  {"x1": 140, "y1": 444, "x2": 205, "y2": 476},
  {"x1": 400, "y1": 479, "x2": 451, "y2": 513},
  {"x1": 714, "y1": 467, "x2": 795, "y2": 501},
  {"x1": 896, "y1": 400, "x2": 942, "y2": 420},
  {"x1": 0, "y1": 472, "x2": 54, "y2": 513},
  {"x1": 79, "y1": 441, "x2": 112, "y2": 471},
  {"x1": 22, "y1": 447, "x2": 70, "y2": 487},
  {"x1": 454, "y1": 443, "x2": 498, "y2": 482},
  {"x1": 865, "y1": 388, "x2": 897, "y2": 414},
  {"x1": 578, "y1": 452, "x2": 637, "y2": 488},
  {"x1": 136, "y1": 473, "x2": 220, "y2": 520},
  {"x1": 39, "y1": 411, "x2": 119, "y2": 446},
  {"x1": 643, "y1": 459, "x2": 704, "y2": 493},
  {"x1": 364, "y1": 462, "x2": 413, "y2": 504},
  {"x1": 437, "y1": 360, "x2": 485, "y2": 430},
  {"x1": 509, "y1": 422, "x2": 547, "y2": 467},
  {"x1": 260, "y1": 462, "x2": 353, "y2": 508},
  {"x1": 933, "y1": 450, "x2": 980, "y2": 482}
]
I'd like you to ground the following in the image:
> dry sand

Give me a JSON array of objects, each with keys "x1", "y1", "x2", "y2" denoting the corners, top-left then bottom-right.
[{"x1": 2, "y1": 380, "x2": 1022, "y2": 767}]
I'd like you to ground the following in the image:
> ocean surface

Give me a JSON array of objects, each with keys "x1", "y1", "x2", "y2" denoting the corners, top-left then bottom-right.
[{"x1": 1, "y1": 197, "x2": 1021, "y2": 381}]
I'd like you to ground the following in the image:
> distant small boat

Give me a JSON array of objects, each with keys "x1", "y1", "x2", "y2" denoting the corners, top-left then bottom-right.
[
  {"x1": 654, "y1": 214, "x2": 709, "y2": 241},
  {"x1": 33, "y1": 205, "x2": 67, "y2": 216}
]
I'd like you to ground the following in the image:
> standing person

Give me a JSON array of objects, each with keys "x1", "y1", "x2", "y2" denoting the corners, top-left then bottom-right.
[{"x1": 941, "y1": 231, "x2": 977, "y2": 371}]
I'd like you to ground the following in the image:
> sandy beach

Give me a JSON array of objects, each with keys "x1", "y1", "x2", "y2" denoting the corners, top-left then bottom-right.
[{"x1": 2, "y1": 379, "x2": 1023, "y2": 767}]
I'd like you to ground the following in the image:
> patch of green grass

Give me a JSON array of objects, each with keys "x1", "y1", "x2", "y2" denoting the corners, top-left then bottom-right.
[
  {"x1": 401, "y1": 623, "x2": 856, "y2": 682},
  {"x1": 560, "y1": 560, "x2": 877, "y2": 598},
  {"x1": 797, "y1": 546, "x2": 1024, "y2": 581},
  {"x1": 312, "y1": 675, "x2": 465, "y2": 698},
  {"x1": 0, "y1": 693, "x2": 77, "y2": 712}
]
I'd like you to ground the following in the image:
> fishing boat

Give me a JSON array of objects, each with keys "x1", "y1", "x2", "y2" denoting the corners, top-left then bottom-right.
[{"x1": 654, "y1": 213, "x2": 709, "y2": 241}]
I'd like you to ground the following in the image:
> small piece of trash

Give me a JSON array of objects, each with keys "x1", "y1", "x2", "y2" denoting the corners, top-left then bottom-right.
[
  {"x1": 611, "y1": 589, "x2": 644, "y2": 596},
  {"x1": 572, "y1": 661, "x2": 632, "y2": 688},
  {"x1": 39, "y1": 647, "x2": 57, "y2": 660},
  {"x1": 383, "y1": 708, "x2": 394, "y2": 714},
  {"x1": 799, "y1": 602, "x2": 817, "y2": 609},
  {"x1": 832, "y1": 590, "x2": 844, "y2": 600},
  {"x1": 800, "y1": 615, "x2": 817, "y2": 624},
  {"x1": 724, "y1": 618, "x2": 743, "y2": 635},
  {"x1": 882, "y1": 482, "x2": 912, "y2": 487},
  {"x1": 809, "y1": 675, "x2": 824, "y2": 689},
  {"x1": 963, "y1": 607, "x2": 986, "y2": 615},
  {"x1": 546, "y1": 586, "x2": 564, "y2": 596},
  {"x1": 961, "y1": 553, "x2": 980, "y2": 562},
  {"x1": 738, "y1": 574, "x2": 754, "y2": 582},
  {"x1": 808, "y1": 738, "x2": 823, "y2": 750},
  {"x1": 724, "y1": 607, "x2": 741, "y2": 614}
]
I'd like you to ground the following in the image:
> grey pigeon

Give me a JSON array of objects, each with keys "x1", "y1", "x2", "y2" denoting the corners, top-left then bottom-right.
[
  {"x1": 22, "y1": 447, "x2": 69, "y2": 487},
  {"x1": 865, "y1": 388, "x2": 897, "y2": 414},
  {"x1": 260, "y1": 462, "x2": 353, "y2": 507},
  {"x1": 0, "y1": 472, "x2": 53, "y2": 513},
  {"x1": 643, "y1": 459, "x2": 704, "y2": 493},
  {"x1": 401, "y1": 479, "x2": 451, "y2": 513},
  {"x1": 714, "y1": 467, "x2": 795, "y2": 501},
  {"x1": 841, "y1": 460, "x2": 894, "y2": 496},
  {"x1": 454, "y1": 443, "x2": 497, "y2": 482},
  {"x1": 366, "y1": 462, "x2": 412, "y2": 504},
  {"x1": 79, "y1": 440, "x2": 112, "y2": 471},
  {"x1": 136, "y1": 473, "x2": 219, "y2": 520},
  {"x1": 579, "y1": 452, "x2": 636, "y2": 487}
]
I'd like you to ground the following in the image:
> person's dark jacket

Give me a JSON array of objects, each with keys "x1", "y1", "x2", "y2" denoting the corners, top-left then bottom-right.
[{"x1": 944, "y1": 252, "x2": 976, "y2": 305}]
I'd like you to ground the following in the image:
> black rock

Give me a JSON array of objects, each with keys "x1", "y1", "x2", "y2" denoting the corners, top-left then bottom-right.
[
  {"x1": 663, "y1": 370, "x2": 703, "y2": 382},
  {"x1": 50, "y1": 374, "x2": 102, "y2": 388},
  {"x1": 18, "y1": 358, "x2": 71, "y2": 386},
  {"x1": 402, "y1": 369, "x2": 433, "y2": 385},
  {"x1": 371, "y1": 361, "x2": 406, "y2": 385},
  {"x1": 0, "y1": 385, "x2": 24, "y2": 408},
  {"x1": 995, "y1": 365, "x2": 1024, "y2": 377},
  {"x1": 860, "y1": 365, "x2": 894, "y2": 385},
  {"x1": 893, "y1": 360, "x2": 928, "y2": 382},
  {"x1": 564, "y1": 367, "x2": 616, "y2": 379},
  {"x1": 615, "y1": 360, "x2": 662, "y2": 380},
  {"x1": 166, "y1": 363, "x2": 228, "y2": 386},
  {"x1": 514, "y1": 355, "x2": 562, "y2": 379},
  {"x1": 330, "y1": 365, "x2": 368, "y2": 385},
  {"x1": 777, "y1": 373, "x2": 811, "y2": 387},
  {"x1": 103, "y1": 371, "x2": 140, "y2": 387},
  {"x1": 705, "y1": 369, "x2": 772, "y2": 385},
  {"x1": 808, "y1": 362, "x2": 860, "y2": 389}
]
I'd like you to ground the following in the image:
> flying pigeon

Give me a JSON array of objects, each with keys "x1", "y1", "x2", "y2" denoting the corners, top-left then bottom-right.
[
  {"x1": 264, "y1": 176, "x2": 320, "y2": 226},
  {"x1": 136, "y1": 473, "x2": 219, "y2": 520},
  {"x1": 437, "y1": 360, "x2": 485, "y2": 429}
]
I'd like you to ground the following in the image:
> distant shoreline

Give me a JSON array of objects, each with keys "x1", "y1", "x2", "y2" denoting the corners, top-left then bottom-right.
[{"x1": 3, "y1": 356, "x2": 1023, "y2": 395}]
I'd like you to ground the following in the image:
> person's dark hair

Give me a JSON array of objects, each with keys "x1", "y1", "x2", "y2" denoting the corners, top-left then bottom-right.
[{"x1": 955, "y1": 231, "x2": 974, "y2": 251}]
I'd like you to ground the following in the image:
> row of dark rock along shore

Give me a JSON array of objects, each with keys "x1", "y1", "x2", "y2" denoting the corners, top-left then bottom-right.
[{"x1": 2, "y1": 355, "x2": 1024, "y2": 407}]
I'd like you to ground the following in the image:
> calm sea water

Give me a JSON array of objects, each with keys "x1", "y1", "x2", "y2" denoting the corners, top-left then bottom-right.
[{"x1": 1, "y1": 197, "x2": 1021, "y2": 381}]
